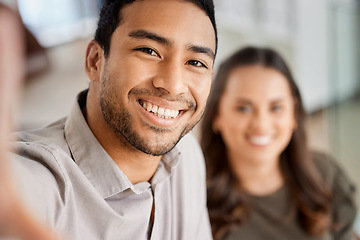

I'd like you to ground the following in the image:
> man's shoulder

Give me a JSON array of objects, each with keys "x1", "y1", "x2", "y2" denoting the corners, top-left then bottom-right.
[
  {"x1": 12, "y1": 117, "x2": 74, "y2": 191},
  {"x1": 15, "y1": 117, "x2": 69, "y2": 152}
]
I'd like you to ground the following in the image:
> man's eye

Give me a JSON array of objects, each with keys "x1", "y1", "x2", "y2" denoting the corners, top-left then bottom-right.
[
  {"x1": 136, "y1": 48, "x2": 159, "y2": 57},
  {"x1": 187, "y1": 60, "x2": 207, "y2": 68}
]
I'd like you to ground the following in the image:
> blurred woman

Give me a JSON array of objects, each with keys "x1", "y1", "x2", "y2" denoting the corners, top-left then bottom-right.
[{"x1": 201, "y1": 47, "x2": 357, "y2": 240}]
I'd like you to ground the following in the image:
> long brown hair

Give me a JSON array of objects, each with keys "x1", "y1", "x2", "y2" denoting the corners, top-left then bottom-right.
[{"x1": 201, "y1": 47, "x2": 332, "y2": 239}]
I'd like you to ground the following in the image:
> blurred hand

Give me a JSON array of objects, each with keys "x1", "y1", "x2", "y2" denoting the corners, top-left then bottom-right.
[{"x1": 0, "y1": 5, "x2": 60, "y2": 240}]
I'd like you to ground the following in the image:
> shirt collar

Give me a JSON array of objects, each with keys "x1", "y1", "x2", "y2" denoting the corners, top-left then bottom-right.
[
  {"x1": 151, "y1": 148, "x2": 181, "y2": 187},
  {"x1": 64, "y1": 90, "x2": 180, "y2": 198}
]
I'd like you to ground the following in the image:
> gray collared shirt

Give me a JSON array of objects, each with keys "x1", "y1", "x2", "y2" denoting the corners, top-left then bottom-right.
[{"x1": 9, "y1": 90, "x2": 212, "y2": 240}]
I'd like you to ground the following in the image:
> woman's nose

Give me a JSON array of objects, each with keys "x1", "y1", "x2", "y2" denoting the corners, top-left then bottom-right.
[{"x1": 251, "y1": 110, "x2": 271, "y2": 131}]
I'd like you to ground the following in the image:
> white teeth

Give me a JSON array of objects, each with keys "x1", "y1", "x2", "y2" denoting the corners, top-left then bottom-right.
[
  {"x1": 164, "y1": 109, "x2": 171, "y2": 118},
  {"x1": 146, "y1": 102, "x2": 153, "y2": 112},
  {"x1": 141, "y1": 101, "x2": 179, "y2": 119},
  {"x1": 158, "y1": 107, "x2": 165, "y2": 115},
  {"x1": 152, "y1": 105, "x2": 158, "y2": 112},
  {"x1": 250, "y1": 136, "x2": 272, "y2": 146}
]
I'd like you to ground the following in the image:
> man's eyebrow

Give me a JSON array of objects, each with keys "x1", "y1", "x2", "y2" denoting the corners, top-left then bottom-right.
[
  {"x1": 188, "y1": 45, "x2": 215, "y2": 60},
  {"x1": 128, "y1": 29, "x2": 172, "y2": 46},
  {"x1": 128, "y1": 30, "x2": 215, "y2": 60}
]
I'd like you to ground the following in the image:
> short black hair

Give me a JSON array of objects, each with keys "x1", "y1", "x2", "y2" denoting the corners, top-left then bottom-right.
[{"x1": 94, "y1": 0, "x2": 217, "y2": 58}]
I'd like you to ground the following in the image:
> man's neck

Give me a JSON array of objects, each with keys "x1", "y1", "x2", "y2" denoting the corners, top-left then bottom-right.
[{"x1": 105, "y1": 141, "x2": 162, "y2": 184}]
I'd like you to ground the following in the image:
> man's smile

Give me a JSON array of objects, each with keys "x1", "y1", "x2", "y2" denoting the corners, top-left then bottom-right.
[{"x1": 139, "y1": 100, "x2": 180, "y2": 119}]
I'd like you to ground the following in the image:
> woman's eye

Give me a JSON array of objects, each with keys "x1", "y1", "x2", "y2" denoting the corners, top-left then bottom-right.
[
  {"x1": 187, "y1": 60, "x2": 207, "y2": 68},
  {"x1": 236, "y1": 106, "x2": 252, "y2": 113},
  {"x1": 271, "y1": 105, "x2": 283, "y2": 112},
  {"x1": 136, "y1": 48, "x2": 159, "y2": 57}
]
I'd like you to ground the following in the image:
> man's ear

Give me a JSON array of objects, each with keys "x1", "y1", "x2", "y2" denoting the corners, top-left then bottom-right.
[{"x1": 85, "y1": 40, "x2": 103, "y2": 83}]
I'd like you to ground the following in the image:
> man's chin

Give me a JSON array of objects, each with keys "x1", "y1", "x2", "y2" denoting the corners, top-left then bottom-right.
[
  {"x1": 132, "y1": 138, "x2": 180, "y2": 156},
  {"x1": 146, "y1": 126, "x2": 194, "y2": 156}
]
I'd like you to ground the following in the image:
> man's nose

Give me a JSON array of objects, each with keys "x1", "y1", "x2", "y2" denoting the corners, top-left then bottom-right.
[{"x1": 152, "y1": 59, "x2": 188, "y2": 95}]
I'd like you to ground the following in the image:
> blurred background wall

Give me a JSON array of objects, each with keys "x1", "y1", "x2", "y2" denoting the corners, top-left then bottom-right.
[
  {"x1": 1, "y1": 0, "x2": 359, "y2": 223},
  {"x1": 214, "y1": 0, "x2": 359, "y2": 112}
]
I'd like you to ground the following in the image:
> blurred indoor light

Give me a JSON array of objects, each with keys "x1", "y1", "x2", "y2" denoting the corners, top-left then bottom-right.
[{"x1": 18, "y1": 0, "x2": 99, "y2": 47}]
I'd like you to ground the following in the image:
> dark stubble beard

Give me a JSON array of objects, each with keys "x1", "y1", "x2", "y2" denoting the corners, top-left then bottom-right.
[{"x1": 99, "y1": 67, "x2": 200, "y2": 156}]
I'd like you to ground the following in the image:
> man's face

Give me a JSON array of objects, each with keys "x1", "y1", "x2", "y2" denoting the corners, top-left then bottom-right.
[{"x1": 96, "y1": 0, "x2": 216, "y2": 156}]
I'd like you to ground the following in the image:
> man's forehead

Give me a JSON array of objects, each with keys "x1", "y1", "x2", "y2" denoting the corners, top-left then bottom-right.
[
  {"x1": 120, "y1": 0, "x2": 208, "y2": 21},
  {"x1": 116, "y1": 0, "x2": 216, "y2": 51}
]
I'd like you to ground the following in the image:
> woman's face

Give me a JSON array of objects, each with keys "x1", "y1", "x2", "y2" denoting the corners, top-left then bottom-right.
[{"x1": 213, "y1": 65, "x2": 297, "y2": 165}]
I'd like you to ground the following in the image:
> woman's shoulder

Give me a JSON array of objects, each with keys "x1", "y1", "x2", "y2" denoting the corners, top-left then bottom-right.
[
  {"x1": 310, "y1": 151, "x2": 346, "y2": 184},
  {"x1": 311, "y1": 151, "x2": 357, "y2": 238},
  {"x1": 310, "y1": 150, "x2": 356, "y2": 204}
]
